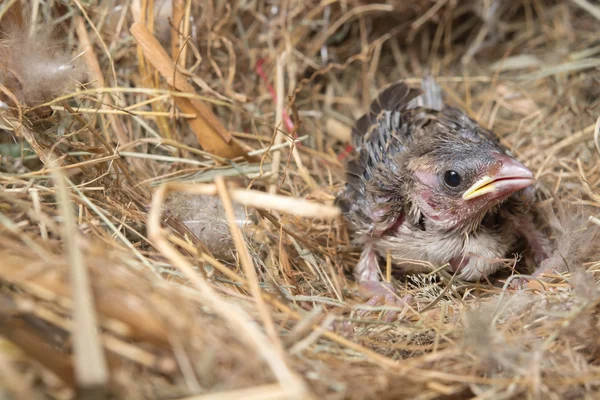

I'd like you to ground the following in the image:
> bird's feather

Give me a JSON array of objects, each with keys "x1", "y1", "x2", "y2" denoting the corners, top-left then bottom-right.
[
  {"x1": 338, "y1": 79, "x2": 548, "y2": 283},
  {"x1": 339, "y1": 82, "x2": 423, "y2": 235}
]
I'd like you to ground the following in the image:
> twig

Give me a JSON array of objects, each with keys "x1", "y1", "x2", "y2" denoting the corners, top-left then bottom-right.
[{"x1": 52, "y1": 164, "x2": 108, "y2": 388}]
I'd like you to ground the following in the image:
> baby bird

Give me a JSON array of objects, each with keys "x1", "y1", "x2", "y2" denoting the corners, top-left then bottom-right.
[{"x1": 337, "y1": 80, "x2": 548, "y2": 311}]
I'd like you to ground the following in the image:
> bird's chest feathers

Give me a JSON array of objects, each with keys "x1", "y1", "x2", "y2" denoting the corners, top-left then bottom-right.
[{"x1": 374, "y1": 216, "x2": 515, "y2": 279}]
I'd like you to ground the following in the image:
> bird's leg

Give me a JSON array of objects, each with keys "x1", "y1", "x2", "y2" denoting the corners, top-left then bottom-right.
[
  {"x1": 501, "y1": 192, "x2": 550, "y2": 265},
  {"x1": 508, "y1": 216, "x2": 552, "y2": 288},
  {"x1": 518, "y1": 218, "x2": 550, "y2": 265},
  {"x1": 354, "y1": 242, "x2": 380, "y2": 283},
  {"x1": 496, "y1": 207, "x2": 551, "y2": 288},
  {"x1": 354, "y1": 243, "x2": 411, "y2": 322}
]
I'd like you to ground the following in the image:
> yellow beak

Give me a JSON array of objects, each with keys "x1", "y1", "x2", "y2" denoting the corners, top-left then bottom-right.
[
  {"x1": 461, "y1": 154, "x2": 534, "y2": 201},
  {"x1": 462, "y1": 176, "x2": 496, "y2": 200}
]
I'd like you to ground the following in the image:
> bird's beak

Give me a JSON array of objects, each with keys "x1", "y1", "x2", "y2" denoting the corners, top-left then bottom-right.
[{"x1": 462, "y1": 154, "x2": 534, "y2": 201}]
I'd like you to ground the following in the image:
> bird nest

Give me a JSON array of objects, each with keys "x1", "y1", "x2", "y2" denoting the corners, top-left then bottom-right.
[{"x1": 0, "y1": 1, "x2": 599, "y2": 399}]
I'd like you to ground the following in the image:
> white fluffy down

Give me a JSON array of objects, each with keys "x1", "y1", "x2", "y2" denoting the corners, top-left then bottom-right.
[
  {"x1": 0, "y1": 26, "x2": 86, "y2": 106},
  {"x1": 166, "y1": 193, "x2": 256, "y2": 260}
]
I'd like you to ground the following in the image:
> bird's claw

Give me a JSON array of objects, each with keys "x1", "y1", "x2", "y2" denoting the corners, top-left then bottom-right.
[
  {"x1": 509, "y1": 268, "x2": 556, "y2": 290},
  {"x1": 508, "y1": 276, "x2": 529, "y2": 290},
  {"x1": 357, "y1": 281, "x2": 412, "y2": 322}
]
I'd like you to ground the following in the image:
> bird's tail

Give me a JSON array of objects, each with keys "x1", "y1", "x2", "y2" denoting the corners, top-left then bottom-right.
[{"x1": 418, "y1": 75, "x2": 443, "y2": 111}]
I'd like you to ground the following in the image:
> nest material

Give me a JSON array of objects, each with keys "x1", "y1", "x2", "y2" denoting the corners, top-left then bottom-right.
[{"x1": 0, "y1": 1, "x2": 600, "y2": 399}]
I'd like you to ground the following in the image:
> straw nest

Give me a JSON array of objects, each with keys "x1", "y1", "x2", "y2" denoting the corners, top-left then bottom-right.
[{"x1": 0, "y1": 1, "x2": 599, "y2": 399}]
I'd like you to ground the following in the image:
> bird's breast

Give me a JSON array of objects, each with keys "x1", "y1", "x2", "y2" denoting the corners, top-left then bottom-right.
[{"x1": 372, "y1": 222, "x2": 517, "y2": 281}]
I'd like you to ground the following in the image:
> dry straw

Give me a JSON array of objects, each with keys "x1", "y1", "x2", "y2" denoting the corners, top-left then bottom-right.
[{"x1": 0, "y1": 0, "x2": 600, "y2": 399}]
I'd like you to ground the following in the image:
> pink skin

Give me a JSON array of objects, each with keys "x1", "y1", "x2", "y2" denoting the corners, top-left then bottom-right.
[
  {"x1": 414, "y1": 154, "x2": 535, "y2": 229},
  {"x1": 356, "y1": 154, "x2": 536, "y2": 317},
  {"x1": 449, "y1": 255, "x2": 470, "y2": 273},
  {"x1": 503, "y1": 184, "x2": 550, "y2": 286},
  {"x1": 355, "y1": 243, "x2": 411, "y2": 322},
  {"x1": 507, "y1": 215, "x2": 550, "y2": 289},
  {"x1": 508, "y1": 212, "x2": 549, "y2": 264},
  {"x1": 359, "y1": 281, "x2": 412, "y2": 322}
]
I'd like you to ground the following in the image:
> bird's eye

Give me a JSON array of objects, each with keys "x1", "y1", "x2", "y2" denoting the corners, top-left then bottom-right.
[{"x1": 443, "y1": 170, "x2": 461, "y2": 187}]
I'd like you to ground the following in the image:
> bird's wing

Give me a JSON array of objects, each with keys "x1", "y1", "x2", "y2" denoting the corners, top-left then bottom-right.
[
  {"x1": 349, "y1": 82, "x2": 424, "y2": 187},
  {"x1": 352, "y1": 81, "x2": 423, "y2": 150},
  {"x1": 339, "y1": 82, "x2": 423, "y2": 234}
]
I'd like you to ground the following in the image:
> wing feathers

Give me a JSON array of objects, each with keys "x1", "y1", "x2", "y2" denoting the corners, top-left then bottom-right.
[{"x1": 351, "y1": 82, "x2": 422, "y2": 149}]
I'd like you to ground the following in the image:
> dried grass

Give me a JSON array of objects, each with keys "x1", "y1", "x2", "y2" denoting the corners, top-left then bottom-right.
[{"x1": 0, "y1": 0, "x2": 599, "y2": 399}]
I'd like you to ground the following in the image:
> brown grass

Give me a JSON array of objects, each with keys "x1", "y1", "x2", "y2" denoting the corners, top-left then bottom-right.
[{"x1": 0, "y1": 0, "x2": 600, "y2": 399}]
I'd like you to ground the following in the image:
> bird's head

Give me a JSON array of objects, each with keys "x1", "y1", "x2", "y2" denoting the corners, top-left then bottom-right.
[{"x1": 405, "y1": 134, "x2": 534, "y2": 230}]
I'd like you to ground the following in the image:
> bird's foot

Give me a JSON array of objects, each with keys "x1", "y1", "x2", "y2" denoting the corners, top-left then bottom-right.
[
  {"x1": 508, "y1": 276, "x2": 530, "y2": 290},
  {"x1": 508, "y1": 266, "x2": 557, "y2": 290},
  {"x1": 356, "y1": 281, "x2": 412, "y2": 322},
  {"x1": 328, "y1": 320, "x2": 353, "y2": 338}
]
